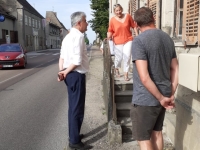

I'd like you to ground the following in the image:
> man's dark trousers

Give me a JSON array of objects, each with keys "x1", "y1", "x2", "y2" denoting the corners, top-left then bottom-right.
[{"x1": 64, "y1": 71, "x2": 86, "y2": 144}]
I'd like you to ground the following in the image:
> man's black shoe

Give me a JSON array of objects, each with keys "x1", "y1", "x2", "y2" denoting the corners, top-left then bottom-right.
[
  {"x1": 69, "y1": 142, "x2": 84, "y2": 149},
  {"x1": 80, "y1": 134, "x2": 84, "y2": 139}
]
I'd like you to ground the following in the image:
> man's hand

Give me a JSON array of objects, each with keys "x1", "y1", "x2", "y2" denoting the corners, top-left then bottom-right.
[
  {"x1": 57, "y1": 68, "x2": 66, "y2": 82},
  {"x1": 159, "y1": 95, "x2": 175, "y2": 109},
  {"x1": 57, "y1": 73, "x2": 64, "y2": 81}
]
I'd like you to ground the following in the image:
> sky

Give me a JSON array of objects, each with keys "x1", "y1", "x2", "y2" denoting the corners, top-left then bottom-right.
[{"x1": 26, "y1": 0, "x2": 96, "y2": 43}]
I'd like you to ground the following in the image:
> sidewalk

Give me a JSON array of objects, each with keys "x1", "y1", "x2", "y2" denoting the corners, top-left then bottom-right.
[{"x1": 65, "y1": 45, "x2": 174, "y2": 150}]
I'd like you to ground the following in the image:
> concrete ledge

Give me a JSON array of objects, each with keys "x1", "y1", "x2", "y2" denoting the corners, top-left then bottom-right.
[{"x1": 108, "y1": 120, "x2": 122, "y2": 145}]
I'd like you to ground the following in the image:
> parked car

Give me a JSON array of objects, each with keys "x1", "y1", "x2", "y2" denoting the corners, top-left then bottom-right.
[{"x1": 0, "y1": 43, "x2": 27, "y2": 69}]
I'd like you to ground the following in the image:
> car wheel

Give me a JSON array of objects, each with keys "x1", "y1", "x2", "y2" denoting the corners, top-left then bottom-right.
[{"x1": 22, "y1": 61, "x2": 26, "y2": 68}]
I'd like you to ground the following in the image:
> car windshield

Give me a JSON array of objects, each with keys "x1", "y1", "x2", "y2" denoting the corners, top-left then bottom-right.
[{"x1": 0, "y1": 45, "x2": 21, "y2": 52}]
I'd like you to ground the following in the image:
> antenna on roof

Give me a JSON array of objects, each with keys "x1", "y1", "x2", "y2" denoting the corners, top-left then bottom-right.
[{"x1": 52, "y1": 6, "x2": 54, "y2": 12}]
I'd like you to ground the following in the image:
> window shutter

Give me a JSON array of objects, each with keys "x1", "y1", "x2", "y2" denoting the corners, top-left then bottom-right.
[
  {"x1": 129, "y1": 0, "x2": 139, "y2": 36},
  {"x1": 129, "y1": 0, "x2": 138, "y2": 17},
  {"x1": 148, "y1": 0, "x2": 161, "y2": 28},
  {"x1": 182, "y1": 0, "x2": 200, "y2": 45}
]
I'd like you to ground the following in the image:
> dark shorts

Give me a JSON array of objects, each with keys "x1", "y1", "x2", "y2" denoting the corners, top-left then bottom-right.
[{"x1": 130, "y1": 104, "x2": 166, "y2": 141}]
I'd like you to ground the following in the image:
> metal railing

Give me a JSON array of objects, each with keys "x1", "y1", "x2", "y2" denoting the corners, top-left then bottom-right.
[{"x1": 102, "y1": 40, "x2": 117, "y2": 123}]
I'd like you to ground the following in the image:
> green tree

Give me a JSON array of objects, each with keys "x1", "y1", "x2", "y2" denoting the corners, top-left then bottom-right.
[
  {"x1": 89, "y1": 0, "x2": 109, "y2": 40},
  {"x1": 84, "y1": 33, "x2": 89, "y2": 45}
]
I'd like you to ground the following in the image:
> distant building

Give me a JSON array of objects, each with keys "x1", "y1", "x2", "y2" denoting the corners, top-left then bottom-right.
[
  {"x1": 45, "y1": 11, "x2": 68, "y2": 49},
  {"x1": 16, "y1": 0, "x2": 46, "y2": 51},
  {"x1": 0, "y1": 0, "x2": 46, "y2": 51},
  {"x1": 0, "y1": 1, "x2": 18, "y2": 44}
]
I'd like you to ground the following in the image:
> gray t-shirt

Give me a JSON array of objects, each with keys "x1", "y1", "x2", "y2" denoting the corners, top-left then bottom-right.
[{"x1": 132, "y1": 29, "x2": 176, "y2": 106}]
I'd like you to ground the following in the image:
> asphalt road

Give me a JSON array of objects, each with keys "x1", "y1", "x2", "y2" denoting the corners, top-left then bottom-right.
[{"x1": 0, "y1": 49, "x2": 69, "y2": 150}]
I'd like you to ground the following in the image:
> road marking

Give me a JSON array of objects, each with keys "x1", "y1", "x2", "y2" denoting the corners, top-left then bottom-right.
[
  {"x1": 34, "y1": 63, "x2": 45, "y2": 68},
  {"x1": 34, "y1": 59, "x2": 56, "y2": 68},
  {"x1": 53, "y1": 53, "x2": 60, "y2": 55},
  {"x1": 47, "y1": 59, "x2": 56, "y2": 63},
  {"x1": 0, "y1": 73, "x2": 23, "y2": 84},
  {"x1": 28, "y1": 56, "x2": 37, "y2": 59}
]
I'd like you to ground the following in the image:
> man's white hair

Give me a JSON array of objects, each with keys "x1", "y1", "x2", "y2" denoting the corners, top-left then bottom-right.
[{"x1": 71, "y1": 11, "x2": 86, "y2": 27}]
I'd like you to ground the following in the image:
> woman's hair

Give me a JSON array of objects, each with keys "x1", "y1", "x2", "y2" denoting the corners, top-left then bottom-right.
[
  {"x1": 134, "y1": 7, "x2": 154, "y2": 27},
  {"x1": 71, "y1": 11, "x2": 86, "y2": 27},
  {"x1": 113, "y1": 3, "x2": 123, "y2": 12}
]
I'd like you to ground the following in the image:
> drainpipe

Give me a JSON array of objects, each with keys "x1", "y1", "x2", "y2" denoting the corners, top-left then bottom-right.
[
  {"x1": 17, "y1": 8, "x2": 25, "y2": 48},
  {"x1": 159, "y1": 0, "x2": 162, "y2": 29}
]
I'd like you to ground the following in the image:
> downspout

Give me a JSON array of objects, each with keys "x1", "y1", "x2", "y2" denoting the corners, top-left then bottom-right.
[
  {"x1": 22, "y1": 8, "x2": 25, "y2": 49},
  {"x1": 159, "y1": 0, "x2": 162, "y2": 29},
  {"x1": 173, "y1": 0, "x2": 177, "y2": 38},
  {"x1": 16, "y1": 8, "x2": 25, "y2": 48}
]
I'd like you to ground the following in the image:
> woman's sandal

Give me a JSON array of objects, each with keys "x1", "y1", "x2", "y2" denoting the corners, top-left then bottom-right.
[
  {"x1": 115, "y1": 69, "x2": 120, "y2": 78},
  {"x1": 124, "y1": 75, "x2": 130, "y2": 81}
]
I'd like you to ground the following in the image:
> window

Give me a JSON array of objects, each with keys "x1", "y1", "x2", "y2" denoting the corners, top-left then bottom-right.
[
  {"x1": 25, "y1": 15, "x2": 28, "y2": 25},
  {"x1": 2, "y1": 29, "x2": 8, "y2": 40},
  {"x1": 177, "y1": 0, "x2": 184, "y2": 36},
  {"x1": 32, "y1": 18, "x2": 34, "y2": 27},
  {"x1": 35, "y1": 20, "x2": 37, "y2": 28},
  {"x1": 148, "y1": 0, "x2": 160, "y2": 28},
  {"x1": 182, "y1": 0, "x2": 199, "y2": 45},
  {"x1": 29, "y1": 17, "x2": 31, "y2": 26},
  {"x1": 129, "y1": 0, "x2": 138, "y2": 17},
  {"x1": 38, "y1": 21, "x2": 41, "y2": 29}
]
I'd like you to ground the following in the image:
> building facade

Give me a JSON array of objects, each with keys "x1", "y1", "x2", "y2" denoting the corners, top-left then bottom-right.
[
  {"x1": 45, "y1": 11, "x2": 68, "y2": 49},
  {"x1": 0, "y1": 1, "x2": 18, "y2": 44},
  {"x1": 16, "y1": 0, "x2": 46, "y2": 51},
  {"x1": 0, "y1": 0, "x2": 46, "y2": 51}
]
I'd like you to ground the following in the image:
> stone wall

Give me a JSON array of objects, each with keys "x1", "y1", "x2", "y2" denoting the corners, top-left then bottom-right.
[{"x1": 167, "y1": 46, "x2": 200, "y2": 150}]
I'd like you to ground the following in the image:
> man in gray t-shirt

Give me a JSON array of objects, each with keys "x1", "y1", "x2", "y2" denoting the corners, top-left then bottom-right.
[{"x1": 130, "y1": 7, "x2": 178, "y2": 150}]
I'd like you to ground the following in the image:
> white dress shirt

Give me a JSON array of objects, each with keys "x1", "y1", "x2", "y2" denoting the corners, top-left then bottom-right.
[{"x1": 60, "y1": 28, "x2": 89, "y2": 74}]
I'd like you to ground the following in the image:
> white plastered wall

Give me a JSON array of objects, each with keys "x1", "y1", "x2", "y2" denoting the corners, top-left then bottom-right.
[{"x1": 161, "y1": 0, "x2": 175, "y2": 37}]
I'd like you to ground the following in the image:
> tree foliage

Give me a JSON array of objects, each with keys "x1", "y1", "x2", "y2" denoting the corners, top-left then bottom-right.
[
  {"x1": 84, "y1": 33, "x2": 89, "y2": 45},
  {"x1": 89, "y1": 0, "x2": 109, "y2": 40}
]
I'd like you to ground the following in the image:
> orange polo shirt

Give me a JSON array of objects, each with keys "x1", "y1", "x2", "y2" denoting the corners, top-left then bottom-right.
[{"x1": 108, "y1": 13, "x2": 136, "y2": 45}]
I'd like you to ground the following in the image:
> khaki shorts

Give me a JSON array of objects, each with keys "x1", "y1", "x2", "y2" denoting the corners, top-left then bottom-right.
[{"x1": 130, "y1": 104, "x2": 166, "y2": 141}]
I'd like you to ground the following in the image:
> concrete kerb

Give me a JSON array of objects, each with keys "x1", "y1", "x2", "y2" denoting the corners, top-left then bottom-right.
[{"x1": 108, "y1": 120, "x2": 122, "y2": 145}]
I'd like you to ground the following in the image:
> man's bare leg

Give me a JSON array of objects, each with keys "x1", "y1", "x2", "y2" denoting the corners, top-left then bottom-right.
[
  {"x1": 150, "y1": 131, "x2": 163, "y2": 150},
  {"x1": 138, "y1": 140, "x2": 153, "y2": 150}
]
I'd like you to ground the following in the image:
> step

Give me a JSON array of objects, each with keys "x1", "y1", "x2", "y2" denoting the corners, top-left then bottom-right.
[
  {"x1": 115, "y1": 90, "x2": 132, "y2": 103},
  {"x1": 118, "y1": 117, "x2": 132, "y2": 134},
  {"x1": 116, "y1": 102, "x2": 131, "y2": 117},
  {"x1": 115, "y1": 80, "x2": 133, "y2": 91}
]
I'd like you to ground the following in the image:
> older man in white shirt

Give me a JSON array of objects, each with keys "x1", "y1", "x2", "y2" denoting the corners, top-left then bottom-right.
[{"x1": 58, "y1": 11, "x2": 89, "y2": 149}]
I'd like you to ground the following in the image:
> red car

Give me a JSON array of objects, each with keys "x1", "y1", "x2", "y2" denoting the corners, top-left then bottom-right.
[{"x1": 0, "y1": 43, "x2": 27, "y2": 69}]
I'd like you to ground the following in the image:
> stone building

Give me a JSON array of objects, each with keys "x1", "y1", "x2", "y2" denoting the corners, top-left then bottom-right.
[
  {"x1": 0, "y1": 0, "x2": 18, "y2": 44},
  {"x1": 45, "y1": 11, "x2": 68, "y2": 49},
  {"x1": 0, "y1": 0, "x2": 46, "y2": 51},
  {"x1": 16, "y1": 0, "x2": 46, "y2": 51}
]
